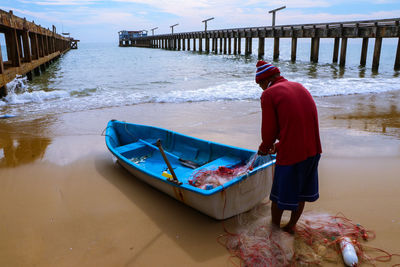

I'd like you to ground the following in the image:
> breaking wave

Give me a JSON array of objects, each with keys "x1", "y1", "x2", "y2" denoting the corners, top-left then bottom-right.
[
  {"x1": 1, "y1": 76, "x2": 68, "y2": 106},
  {"x1": 1, "y1": 43, "x2": 400, "y2": 115}
]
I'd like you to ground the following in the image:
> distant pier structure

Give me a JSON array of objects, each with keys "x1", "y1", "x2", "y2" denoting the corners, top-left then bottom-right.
[
  {"x1": 119, "y1": 30, "x2": 148, "y2": 47},
  {"x1": 119, "y1": 18, "x2": 400, "y2": 71},
  {"x1": 0, "y1": 9, "x2": 79, "y2": 97}
]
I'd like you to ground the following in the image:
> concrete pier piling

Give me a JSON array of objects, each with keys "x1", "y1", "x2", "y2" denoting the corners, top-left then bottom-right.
[
  {"x1": 0, "y1": 9, "x2": 78, "y2": 97},
  {"x1": 372, "y1": 37, "x2": 383, "y2": 71},
  {"x1": 120, "y1": 17, "x2": 400, "y2": 71},
  {"x1": 360, "y1": 38, "x2": 369, "y2": 66},
  {"x1": 291, "y1": 37, "x2": 297, "y2": 62},
  {"x1": 273, "y1": 37, "x2": 279, "y2": 60},
  {"x1": 395, "y1": 37, "x2": 400, "y2": 70},
  {"x1": 340, "y1": 37, "x2": 348, "y2": 67},
  {"x1": 258, "y1": 37, "x2": 265, "y2": 59}
]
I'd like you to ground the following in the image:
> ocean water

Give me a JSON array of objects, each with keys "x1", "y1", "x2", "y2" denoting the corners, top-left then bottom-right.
[{"x1": 1, "y1": 40, "x2": 399, "y2": 117}]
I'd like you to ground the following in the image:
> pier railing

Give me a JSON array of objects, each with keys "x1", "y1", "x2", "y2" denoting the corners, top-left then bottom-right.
[
  {"x1": 0, "y1": 9, "x2": 78, "y2": 97},
  {"x1": 120, "y1": 17, "x2": 400, "y2": 71}
]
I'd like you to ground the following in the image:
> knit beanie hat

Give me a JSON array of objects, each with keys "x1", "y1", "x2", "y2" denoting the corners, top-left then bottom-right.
[{"x1": 255, "y1": 60, "x2": 280, "y2": 83}]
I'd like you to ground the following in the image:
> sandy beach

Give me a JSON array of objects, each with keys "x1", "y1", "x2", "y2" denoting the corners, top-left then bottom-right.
[{"x1": 1, "y1": 91, "x2": 400, "y2": 266}]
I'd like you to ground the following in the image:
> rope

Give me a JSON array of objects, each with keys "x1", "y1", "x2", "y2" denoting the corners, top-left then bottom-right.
[{"x1": 101, "y1": 125, "x2": 119, "y2": 147}]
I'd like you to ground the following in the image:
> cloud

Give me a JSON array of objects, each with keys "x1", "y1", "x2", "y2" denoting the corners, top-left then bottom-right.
[
  {"x1": 266, "y1": 0, "x2": 331, "y2": 8},
  {"x1": 8, "y1": 0, "x2": 400, "y2": 42},
  {"x1": 0, "y1": 6, "x2": 63, "y2": 25},
  {"x1": 276, "y1": 9, "x2": 400, "y2": 25},
  {"x1": 374, "y1": 0, "x2": 399, "y2": 3},
  {"x1": 110, "y1": 0, "x2": 333, "y2": 19},
  {"x1": 107, "y1": 0, "x2": 380, "y2": 31},
  {"x1": 18, "y1": 0, "x2": 98, "y2": 5},
  {"x1": 4, "y1": 5, "x2": 148, "y2": 26}
]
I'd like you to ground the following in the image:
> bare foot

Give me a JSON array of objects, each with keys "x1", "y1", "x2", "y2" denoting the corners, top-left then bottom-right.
[{"x1": 282, "y1": 225, "x2": 295, "y2": 235}]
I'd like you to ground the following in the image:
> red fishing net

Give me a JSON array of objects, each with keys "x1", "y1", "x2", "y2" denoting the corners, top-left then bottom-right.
[
  {"x1": 218, "y1": 202, "x2": 400, "y2": 266},
  {"x1": 189, "y1": 154, "x2": 258, "y2": 189}
]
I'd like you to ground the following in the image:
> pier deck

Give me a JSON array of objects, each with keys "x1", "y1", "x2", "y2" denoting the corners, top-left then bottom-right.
[
  {"x1": 0, "y1": 9, "x2": 77, "y2": 97},
  {"x1": 120, "y1": 18, "x2": 400, "y2": 71}
]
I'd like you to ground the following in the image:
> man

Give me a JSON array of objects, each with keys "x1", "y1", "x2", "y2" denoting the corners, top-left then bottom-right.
[{"x1": 256, "y1": 60, "x2": 322, "y2": 234}]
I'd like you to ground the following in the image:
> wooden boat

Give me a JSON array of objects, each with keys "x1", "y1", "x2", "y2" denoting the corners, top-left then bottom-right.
[{"x1": 105, "y1": 120, "x2": 275, "y2": 220}]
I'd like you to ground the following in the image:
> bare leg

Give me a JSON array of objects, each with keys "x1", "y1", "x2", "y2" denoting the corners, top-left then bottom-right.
[
  {"x1": 271, "y1": 201, "x2": 284, "y2": 228},
  {"x1": 283, "y1": 201, "x2": 305, "y2": 234}
]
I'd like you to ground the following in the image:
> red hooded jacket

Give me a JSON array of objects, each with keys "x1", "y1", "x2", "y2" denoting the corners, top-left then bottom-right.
[{"x1": 259, "y1": 76, "x2": 322, "y2": 165}]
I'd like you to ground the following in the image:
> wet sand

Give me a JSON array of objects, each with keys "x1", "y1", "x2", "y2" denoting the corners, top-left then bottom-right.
[{"x1": 1, "y1": 92, "x2": 400, "y2": 266}]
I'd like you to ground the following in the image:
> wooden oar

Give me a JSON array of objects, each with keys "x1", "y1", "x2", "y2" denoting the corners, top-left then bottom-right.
[{"x1": 156, "y1": 139, "x2": 182, "y2": 185}]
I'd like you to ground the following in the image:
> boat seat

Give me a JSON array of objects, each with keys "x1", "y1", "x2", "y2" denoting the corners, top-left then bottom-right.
[
  {"x1": 115, "y1": 138, "x2": 158, "y2": 154},
  {"x1": 140, "y1": 138, "x2": 158, "y2": 146},
  {"x1": 171, "y1": 145, "x2": 199, "y2": 160}
]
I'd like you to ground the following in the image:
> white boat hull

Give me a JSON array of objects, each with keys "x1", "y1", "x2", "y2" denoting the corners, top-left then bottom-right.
[{"x1": 118, "y1": 159, "x2": 274, "y2": 220}]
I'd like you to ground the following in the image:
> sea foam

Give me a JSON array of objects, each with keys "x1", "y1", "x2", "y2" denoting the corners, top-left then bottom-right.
[{"x1": 1, "y1": 76, "x2": 69, "y2": 105}]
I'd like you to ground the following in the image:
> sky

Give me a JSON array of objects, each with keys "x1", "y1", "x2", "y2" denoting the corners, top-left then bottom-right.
[{"x1": 1, "y1": 0, "x2": 400, "y2": 43}]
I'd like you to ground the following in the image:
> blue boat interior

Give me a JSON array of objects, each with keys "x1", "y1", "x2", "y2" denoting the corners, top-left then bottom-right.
[{"x1": 106, "y1": 120, "x2": 272, "y2": 191}]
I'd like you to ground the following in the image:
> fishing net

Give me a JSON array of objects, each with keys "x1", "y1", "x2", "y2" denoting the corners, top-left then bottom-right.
[
  {"x1": 218, "y1": 201, "x2": 400, "y2": 267},
  {"x1": 189, "y1": 153, "x2": 271, "y2": 189},
  {"x1": 294, "y1": 212, "x2": 399, "y2": 266},
  {"x1": 219, "y1": 201, "x2": 295, "y2": 267}
]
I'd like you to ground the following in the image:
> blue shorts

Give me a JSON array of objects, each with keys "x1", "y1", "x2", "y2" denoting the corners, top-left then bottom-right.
[{"x1": 269, "y1": 154, "x2": 320, "y2": 210}]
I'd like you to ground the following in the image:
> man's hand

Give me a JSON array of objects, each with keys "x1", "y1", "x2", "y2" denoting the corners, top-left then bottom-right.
[
  {"x1": 258, "y1": 143, "x2": 277, "y2": 155},
  {"x1": 257, "y1": 149, "x2": 268, "y2": 156},
  {"x1": 268, "y1": 143, "x2": 276, "y2": 154}
]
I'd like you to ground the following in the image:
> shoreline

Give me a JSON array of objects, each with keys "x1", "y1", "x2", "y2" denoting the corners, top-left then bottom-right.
[{"x1": 1, "y1": 93, "x2": 400, "y2": 266}]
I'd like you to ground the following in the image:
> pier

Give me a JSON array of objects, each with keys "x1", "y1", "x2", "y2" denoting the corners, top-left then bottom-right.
[
  {"x1": 120, "y1": 18, "x2": 400, "y2": 72},
  {"x1": 0, "y1": 9, "x2": 78, "y2": 97}
]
